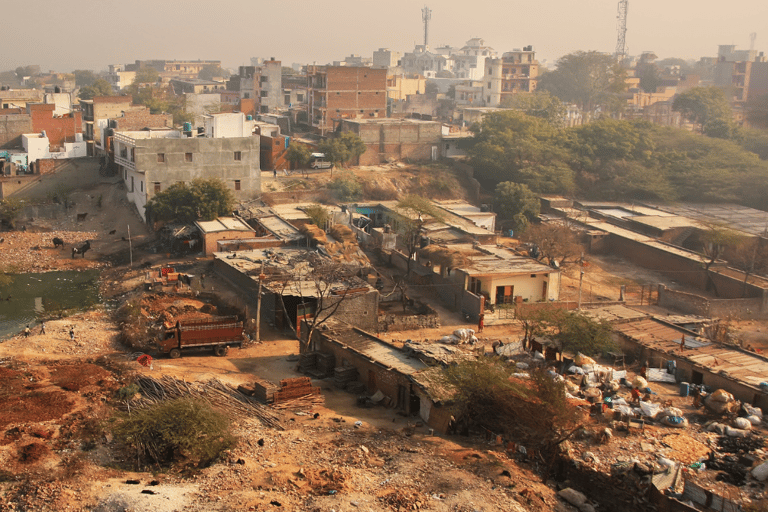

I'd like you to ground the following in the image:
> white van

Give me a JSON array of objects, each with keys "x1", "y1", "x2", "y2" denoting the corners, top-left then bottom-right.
[{"x1": 309, "y1": 153, "x2": 333, "y2": 169}]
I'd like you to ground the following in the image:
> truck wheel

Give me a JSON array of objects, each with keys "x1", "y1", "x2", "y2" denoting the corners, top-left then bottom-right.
[
  {"x1": 169, "y1": 348, "x2": 181, "y2": 359},
  {"x1": 214, "y1": 345, "x2": 228, "y2": 357}
]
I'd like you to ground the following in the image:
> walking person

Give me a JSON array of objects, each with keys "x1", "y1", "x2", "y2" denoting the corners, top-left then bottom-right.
[
  {"x1": 477, "y1": 313, "x2": 484, "y2": 333},
  {"x1": 273, "y1": 168, "x2": 278, "y2": 179},
  {"x1": 69, "y1": 326, "x2": 75, "y2": 341},
  {"x1": 40, "y1": 322, "x2": 46, "y2": 335},
  {"x1": 24, "y1": 325, "x2": 30, "y2": 337}
]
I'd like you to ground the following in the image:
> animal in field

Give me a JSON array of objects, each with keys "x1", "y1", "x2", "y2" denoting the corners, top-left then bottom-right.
[
  {"x1": 72, "y1": 240, "x2": 91, "y2": 258},
  {"x1": 53, "y1": 237, "x2": 64, "y2": 248},
  {"x1": 108, "y1": 229, "x2": 116, "y2": 235}
]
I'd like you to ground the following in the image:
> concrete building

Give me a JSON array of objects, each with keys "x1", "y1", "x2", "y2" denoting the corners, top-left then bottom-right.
[
  {"x1": 105, "y1": 64, "x2": 136, "y2": 91},
  {"x1": 282, "y1": 74, "x2": 307, "y2": 108},
  {"x1": 373, "y1": 48, "x2": 403, "y2": 70},
  {"x1": 339, "y1": 118, "x2": 442, "y2": 165},
  {"x1": 201, "y1": 112, "x2": 255, "y2": 138},
  {"x1": 170, "y1": 78, "x2": 225, "y2": 95},
  {"x1": 126, "y1": 60, "x2": 221, "y2": 79},
  {"x1": 401, "y1": 46, "x2": 452, "y2": 79},
  {"x1": 195, "y1": 216, "x2": 256, "y2": 256},
  {"x1": 714, "y1": 44, "x2": 768, "y2": 108},
  {"x1": 484, "y1": 47, "x2": 539, "y2": 107},
  {"x1": 386, "y1": 75, "x2": 426, "y2": 102},
  {"x1": 0, "y1": 89, "x2": 45, "y2": 110},
  {"x1": 79, "y1": 96, "x2": 134, "y2": 155},
  {"x1": 22, "y1": 132, "x2": 86, "y2": 168},
  {"x1": 111, "y1": 127, "x2": 260, "y2": 222},
  {"x1": 0, "y1": 111, "x2": 32, "y2": 149},
  {"x1": 307, "y1": 66, "x2": 387, "y2": 135},
  {"x1": 226, "y1": 59, "x2": 282, "y2": 114},
  {"x1": 109, "y1": 107, "x2": 173, "y2": 132}
]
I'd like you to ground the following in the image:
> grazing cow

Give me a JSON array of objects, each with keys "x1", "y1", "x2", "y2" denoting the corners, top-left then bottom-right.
[
  {"x1": 72, "y1": 240, "x2": 91, "y2": 258},
  {"x1": 76, "y1": 213, "x2": 88, "y2": 222},
  {"x1": 53, "y1": 237, "x2": 64, "y2": 248},
  {"x1": 108, "y1": 229, "x2": 116, "y2": 235}
]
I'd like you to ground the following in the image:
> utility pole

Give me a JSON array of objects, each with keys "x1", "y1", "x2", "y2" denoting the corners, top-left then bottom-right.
[
  {"x1": 577, "y1": 252, "x2": 584, "y2": 310},
  {"x1": 615, "y1": 0, "x2": 628, "y2": 62},
  {"x1": 422, "y1": 6, "x2": 431, "y2": 47},
  {"x1": 255, "y1": 262, "x2": 265, "y2": 344},
  {"x1": 127, "y1": 224, "x2": 133, "y2": 268}
]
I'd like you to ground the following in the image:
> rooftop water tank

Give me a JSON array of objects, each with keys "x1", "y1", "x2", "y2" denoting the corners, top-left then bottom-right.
[
  {"x1": 183, "y1": 122, "x2": 192, "y2": 132},
  {"x1": 246, "y1": 115, "x2": 253, "y2": 121}
]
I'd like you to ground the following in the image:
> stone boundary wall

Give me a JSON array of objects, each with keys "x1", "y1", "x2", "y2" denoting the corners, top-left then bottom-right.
[{"x1": 659, "y1": 284, "x2": 767, "y2": 319}]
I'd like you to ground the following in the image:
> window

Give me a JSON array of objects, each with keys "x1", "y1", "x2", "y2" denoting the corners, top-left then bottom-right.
[
  {"x1": 234, "y1": 151, "x2": 242, "y2": 161},
  {"x1": 243, "y1": 92, "x2": 250, "y2": 99},
  {"x1": 260, "y1": 90, "x2": 268, "y2": 97},
  {"x1": 285, "y1": 94, "x2": 291, "y2": 104},
  {"x1": 185, "y1": 153, "x2": 193, "y2": 162},
  {"x1": 297, "y1": 94, "x2": 304, "y2": 102},
  {"x1": 157, "y1": 153, "x2": 165, "y2": 162},
  {"x1": 154, "y1": 182, "x2": 161, "y2": 193},
  {"x1": 487, "y1": 82, "x2": 491, "y2": 89},
  {"x1": 140, "y1": 181, "x2": 143, "y2": 192},
  {"x1": 130, "y1": 176, "x2": 134, "y2": 193},
  {"x1": 234, "y1": 180, "x2": 241, "y2": 191}
]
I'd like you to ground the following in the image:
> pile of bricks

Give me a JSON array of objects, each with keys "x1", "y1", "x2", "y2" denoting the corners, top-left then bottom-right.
[
  {"x1": 299, "y1": 351, "x2": 336, "y2": 379},
  {"x1": 239, "y1": 377, "x2": 280, "y2": 404},
  {"x1": 273, "y1": 377, "x2": 321, "y2": 404},
  {"x1": 334, "y1": 365, "x2": 359, "y2": 389}
]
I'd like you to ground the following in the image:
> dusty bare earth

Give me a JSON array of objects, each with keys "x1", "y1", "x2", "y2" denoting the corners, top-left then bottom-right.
[{"x1": 3, "y1": 168, "x2": 768, "y2": 511}]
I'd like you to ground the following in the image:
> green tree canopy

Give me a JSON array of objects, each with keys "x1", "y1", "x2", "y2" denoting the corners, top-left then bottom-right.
[
  {"x1": 146, "y1": 178, "x2": 235, "y2": 224},
  {"x1": 500, "y1": 91, "x2": 566, "y2": 127},
  {"x1": 77, "y1": 78, "x2": 114, "y2": 100},
  {"x1": 286, "y1": 142, "x2": 311, "y2": 168},
  {"x1": 73, "y1": 69, "x2": 97, "y2": 88},
  {"x1": 493, "y1": 182, "x2": 540, "y2": 233},
  {"x1": 537, "y1": 51, "x2": 627, "y2": 113},
  {"x1": 198, "y1": 64, "x2": 228, "y2": 81},
  {"x1": 318, "y1": 132, "x2": 367, "y2": 168},
  {"x1": 133, "y1": 67, "x2": 160, "y2": 84},
  {"x1": 672, "y1": 86, "x2": 733, "y2": 135}
]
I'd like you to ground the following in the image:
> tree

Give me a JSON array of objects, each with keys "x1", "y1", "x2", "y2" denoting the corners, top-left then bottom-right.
[
  {"x1": 15, "y1": 65, "x2": 40, "y2": 79},
  {"x1": 730, "y1": 237, "x2": 768, "y2": 297},
  {"x1": 0, "y1": 198, "x2": 23, "y2": 229},
  {"x1": 304, "y1": 204, "x2": 330, "y2": 228},
  {"x1": 133, "y1": 67, "x2": 160, "y2": 84},
  {"x1": 493, "y1": 182, "x2": 540, "y2": 234},
  {"x1": 547, "y1": 310, "x2": 615, "y2": 356},
  {"x1": 698, "y1": 222, "x2": 741, "y2": 296},
  {"x1": 439, "y1": 359, "x2": 584, "y2": 481},
  {"x1": 519, "y1": 222, "x2": 583, "y2": 267},
  {"x1": 145, "y1": 178, "x2": 235, "y2": 224},
  {"x1": 77, "y1": 78, "x2": 113, "y2": 100},
  {"x1": 286, "y1": 142, "x2": 311, "y2": 170},
  {"x1": 466, "y1": 110, "x2": 573, "y2": 192},
  {"x1": 537, "y1": 51, "x2": 627, "y2": 114},
  {"x1": 73, "y1": 69, "x2": 97, "y2": 88},
  {"x1": 745, "y1": 93, "x2": 768, "y2": 129},
  {"x1": 281, "y1": 66, "x2": 298, "y2": 76},
  {"x1": 499, "y1": 91, "x2": 566, "y2": 127},
  {"x1": 672, "y1": 86, "x2": 733, "y2": 135},
  {"x1": 318, "y1": 132, "x2": 367, "y2": 169},
  {"x1": 395, "y1": 195, "x2": 444, "y2": 275},
  {"x1": 425, "y1": 82, "x2": 439, "y2": 95},
  {"x1": 198, "y1": 64, "x2": 228, "y2": 81}
]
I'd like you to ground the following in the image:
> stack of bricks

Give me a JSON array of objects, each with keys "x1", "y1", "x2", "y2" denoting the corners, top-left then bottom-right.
[
  {"x1": 251, "y1": 377, "x2": 280, "y2": 404},
  {"x1": 273, "y1": 377, "x2": 320, "y2": 404},
  {"x1": 334, "y1": 365, "x2": 359, "y2": 389}
]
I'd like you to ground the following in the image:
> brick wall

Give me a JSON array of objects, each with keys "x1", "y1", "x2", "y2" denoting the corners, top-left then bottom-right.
[
  {"x1": 0, "y1": 114, "x2": 33, "y2": 148},
  {"x1": 202, "y1": 229, "x2": 256, "y2": 256},
  {"x1": 113, "y1": 109, "x2": 173, "y2": 131},
  {"x1": 659, "y1": 284, "x2": 768, "y2": 319},
  {"x1": 28, "y1": 104, "x2": 82, "y2": 149}
]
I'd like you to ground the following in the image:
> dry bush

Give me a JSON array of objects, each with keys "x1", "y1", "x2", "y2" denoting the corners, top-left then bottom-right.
[{"x1": 362, "y1": 180, "x2": 398, "y2": 200}]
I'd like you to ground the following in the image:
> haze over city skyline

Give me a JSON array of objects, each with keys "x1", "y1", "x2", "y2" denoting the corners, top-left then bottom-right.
[{"x1": 4, "y1": 0, "x2": 766, "y2": 72}]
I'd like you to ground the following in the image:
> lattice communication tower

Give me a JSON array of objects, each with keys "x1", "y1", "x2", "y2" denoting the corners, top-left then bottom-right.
[
  {"x1": 615, "y1": 0, "x2": 628, "y2": 60},
  {"x1": 422, "y1": 6, "x2": 432, "y2": 47}
]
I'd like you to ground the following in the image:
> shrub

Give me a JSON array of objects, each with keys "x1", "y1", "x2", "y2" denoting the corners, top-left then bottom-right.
[
  {"x1": 112, "y1": 398, "x2": 236, "y2": 469},
  {"x1": 327, "y1": 175, "x2": 362, "y2": 201}
]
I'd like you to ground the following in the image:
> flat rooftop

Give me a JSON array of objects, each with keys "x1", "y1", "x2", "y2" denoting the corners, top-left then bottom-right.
[{"x1": 196, "y1": 217, "x2": 254, "y2": 234}]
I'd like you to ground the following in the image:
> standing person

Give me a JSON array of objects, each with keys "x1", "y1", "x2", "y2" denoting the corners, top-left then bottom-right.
[
  {"x1": 40, "y1": 322, "x2": 46, "y2": 335},
  {"x1": 273, "y1": 168, "x2": 278, "y2": 179},
  {"x1": 69, "y1": 326, "x2": 75, "y2": 341},
  {"x1": 477, "y1": 313, "x2": 484, "y2": 333},
  {"x1": 24, "y1": 325, "x2": 30, "y2": 337}
]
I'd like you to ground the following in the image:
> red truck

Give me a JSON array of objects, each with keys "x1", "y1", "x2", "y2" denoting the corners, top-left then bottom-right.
[{"x1": 159, "y1": 316, "x2": 245, "y2": 358}]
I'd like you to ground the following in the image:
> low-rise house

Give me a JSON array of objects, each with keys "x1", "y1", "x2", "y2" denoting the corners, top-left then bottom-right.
[
  {"x1": 195, "y1": 217, "x2": 257, "y2": 256},
  {"x1": 339, "y1": 118, "x2": 442, "y2": 165}
]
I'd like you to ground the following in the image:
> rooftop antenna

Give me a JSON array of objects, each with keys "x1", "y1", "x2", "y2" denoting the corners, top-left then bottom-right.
[
  {"x1": 750, "y1": 32, "x2": 757, "y2": 51},
  {"x1": 615, "y1": 0, "x2": 628, "y2": 62},
  {"x1": 422, "y1": 6, "x2": 432, "y2": 48}
]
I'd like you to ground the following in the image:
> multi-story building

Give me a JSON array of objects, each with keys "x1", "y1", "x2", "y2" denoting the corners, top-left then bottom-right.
[
  {"x1": 484, "y1": 46, "x2": 539, "y2": 107},
  {"x1": 714, "y1": 44, "x2": 768, "y2": 105},
  {"x1": 111, "y1": 113, "x2": 260, "y2": 222},
  {"x1": 306, "y1": 66, "x2": 387, "y2": 135},
  {"x1": 79, "y1": 96, "x2": 134, "y2": 155},
  {"x1": 373, "y1": 48, "x2": 403, "y2": 71},
  {"x1": 27, "y1": 104, "x2": 82, "y2": 150},
  {"x1": 105, "y1": 64, "x2": 136, "y2": 91},
  {"x1": 226, "y1": 59, "x2": 282, "y2": 114},
  {"x1": 282, "y1": 74, "x2": 307, "y2": 108},
  {"x1": 126, "y1": 60, "x2": 221, "y2": 79},
  {"x1": 402, "y1": 39, "x2": 496, "y2": 80},
  {"x1": 170, "y1": 79, "x2": 225, "y2": 95}
]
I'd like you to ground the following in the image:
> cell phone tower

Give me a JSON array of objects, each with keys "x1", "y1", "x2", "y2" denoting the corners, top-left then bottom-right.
[
  {"x1": 615, "y1": 0, "x2": 628, "y2": 61},
  {"x1": 422, "y1": 6, "x2": 432, "y2": 47}
]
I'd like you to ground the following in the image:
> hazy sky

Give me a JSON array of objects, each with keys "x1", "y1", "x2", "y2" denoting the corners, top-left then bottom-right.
[{"x1": 4, "y1": 0, "x2": 766, "y2": 72}]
